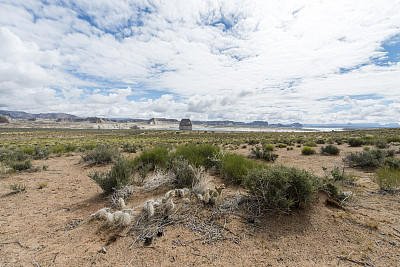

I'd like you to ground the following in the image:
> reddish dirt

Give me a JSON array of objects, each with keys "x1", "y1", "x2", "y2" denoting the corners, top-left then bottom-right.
[{"x1": 1, "y1": 144, "x2": 400, "y2": 266}]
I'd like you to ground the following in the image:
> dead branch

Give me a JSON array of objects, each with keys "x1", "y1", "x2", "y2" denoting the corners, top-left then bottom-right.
[
  {"x1": 337, "y1": 256, "x2": 375, "y2": 267},
  {"x1": 0, "y1": 240, "x2": 28, "y2": 248}
]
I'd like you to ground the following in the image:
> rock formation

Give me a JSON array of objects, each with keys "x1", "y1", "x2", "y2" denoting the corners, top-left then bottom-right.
[
  {"x1": 0, "y1": 114, "x2": 11, "y2": 123},
  {"x1": 179, "y1": 119, "x2": 192, "y2": 130}
]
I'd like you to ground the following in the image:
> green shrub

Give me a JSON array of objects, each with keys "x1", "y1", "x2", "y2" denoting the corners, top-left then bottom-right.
[
  {"x1": 330, "y1": 165, "x2": 358, "y2": 184},
  {"x1": 10, "y1": 160, "x2": 32, "y2": 171},
  {"x1": 348, "y1": 138, "x2": 365, "y2": 147},
  {"x1": 9, "y1": 183, "x2": 26, "y2": 193},
  {"x1": 50, "y1": 144, "x2": 66, "y2": 155},
  {"x1": 276, "y1": 143, "x2": 287, "y2": 148},
  {"x1": 173, "y1": 144, "x2": 219, "y2": 169},
  {"x1": 304, "y1": 141, "x2": 317, "y2": 147},
  {"x1": 89, "y1": 156, "x2": 135, "y2": 194},
  {"x1": 375, "y1": 139, "x2": 388, "y2": 149},
  {"x1": 263, "y1": 144, "x2": 275, "y2": 151},
  {"x1": 363, "y1": 146, "x2": 370, "y2": 151},
  {"x1": 122, "y1": 143, "x2": 137, "y2": 153},
  {"x1": 320, "y1": 145, "x2": 340, "y2": 155},
  {"x1": 82, "y1": 144, "x2": 118, "y2": 165},
  {"x1": 374, "y1": 167, "x2": 400, "y2": 191},
  {"x1": 243, "y1": 165, "x2": 319, "y2": 211},
  {"x1": 250, "y1": 146, "x2": 278, "y2": 162},
  {"x1": 343, "y1": 149, "x2": 387, "y2": 168},
  {"x1": 218, "y1": 153, "x2": 258, "y2": 184},
  {"x1": 133, "y1": 146, "x2": 170, "y2": 170},
  {"x1": 33, "y1": 146, "x2": 50, "y2": 159},
  {"x1": 20, "y1": 147, "x2": 35, "y2": 155},
  {"x1": 301, "y1": 146, "x2": 315, "y2": 155},
  {"x1": 171, "y1": 157, "x2": 197, "y2": 188},
  {"x1": 65, "y1": 144, "x2": 78, "y2": 152},
  {"x1": 316, "y1": 139, "x2": 325, "y2": 144},
  {"x1": 384, "y1": 158, "x2": 400, "y2": 170}
]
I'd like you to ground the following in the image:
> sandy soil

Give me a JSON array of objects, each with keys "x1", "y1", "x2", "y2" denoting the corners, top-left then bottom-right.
[{"x1": 1, "y1": 144, "x2": 400, "y2": 266}]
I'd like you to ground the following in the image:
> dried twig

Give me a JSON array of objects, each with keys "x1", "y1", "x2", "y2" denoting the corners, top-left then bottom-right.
[
  {"x1": 0, "y1": 240, "x2": 28, "y2": 248},
  {"x1": 32, "y1": 258, "x2": 41, "y2": 267},
  {"x1": 337, "y1": 256, "x2": 375, "y2": 266},
  {"x1": 125, "y1": 248, "x2": 139, "y2": 267}
]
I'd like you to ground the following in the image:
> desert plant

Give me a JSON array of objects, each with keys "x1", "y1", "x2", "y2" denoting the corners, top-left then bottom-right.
[
  {"x1": 243, "y1": 165, "x2": 319, "y2": 211},
  {"x1": 89, "y1": 156, "x2": 135, "y2": 194},
  {"x1": 343, "y1": 150, "x2": 387, "y2": 168},
  {"x1": 33, "y1": 146, "x2": 50, "y2": 159},
  {"x1": 348, "y1": 138, "x2": 365, "y2": 147},
  {"x1": 263, "y1": 144, "x2": 275, "y2": 151},
  {"x1": 304, "y1": 141, "x2": 317, "y2": 147},
  {"x1": 250, "y1": 146, "x2": 278, "y2": 162},
  {"x1": 122, "y1": 143, "x2": 137, "y2": 153},
  {"x1": 171, "y1": 157, "x2": 196, "y2": 188},
  {"x1": 133, "y1": 146, "x2": 170, "y2": 171},
  {"x1": 374, "y1": 167, "x2": 400, "y2": 191},
  {"x1": 217, "y1": 152, "x2": 258, "y2": 184},
  {"x1": 320, "y1": 145, "x2": 340, "y2": 155},
  {"x1": 375, "y1": 139, "x2": 388, "y2": 149},
  {"x1": 173, "y1": 144, "x2": 219, "y2": 169},
  {"x1": 301, "y1": 146, "x2": 315, "y2": 155},
  {"x1": 37, "y1": 181, "x2": 48, "y2": 189},
  {"x1": 363, "y1": 146, "x2": 371, "y2": 151},
  {"x1": 9, "y1": 183, "x2": 26, "y2": 193},
  {"x1": 10, "y1": 160, "x2": 32, "y2": 171},
  {"x1": 276, "y1": 143, "x2": 287, "y2": 148},
  {"x1": 82, "y1": 144, "x2": 118, "y2": 165},
  {"x1": 330, "y1": 165, "x2": 358, "y2": 184},
  {"x1": 384, "y1": 158, "x2": 400, "y2": 170},
  {"x1": 316, "y1": 139, "x2": 325, "y2": 144}
]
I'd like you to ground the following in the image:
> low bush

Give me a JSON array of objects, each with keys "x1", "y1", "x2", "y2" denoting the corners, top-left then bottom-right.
[
  {"x1": 320, "y1": 145, "x2": 340, "y2": 155},
  {"x1": 122, "y1": 143, "x2": 137, "y2": 153},
  {"x1": 243, "y1": 165, "x2": 319, "y2": 211},
  {"x1": 82, "y1": 144, "x2": 119, "y2": 165},
  {"x1": 89, "y1": 156, "x2": 135, "y2": 194},
  {"x1": 133, "y1": 146, "x2": 170, "y2": 171},
  {"x1": 375, "y1": 139, "x2": 388, "y2": 149},
  {"x1": 218, "y1": 152, "x2": 258, "y2": 184},
  {"x1": 173, "y1": 144, "x2": 219, "y2": 169},
  {"x1": 330, "y1": 165, "x2": 358, "y2": 184},
  {"x1": 276, "y1": 143, "x2": 287, "y2": 148},
  {"x1": 363, "y1": 146, "x2": 371, "y2": 151},
  {"x1": 301, "y1": 146, "x2": 315, "y2": 155},
  {"x1": 384, "y1": 158, "x2": 400, "y2": 170},
  {"x1": 263, "y1": 144, "x2": 275, "y2": 152},
  {"x1": 171, "y1": 158, "x2": 196, "y2": 188},
  {"x1": 316, "y1": 139, "x2": 325, "y2": 144},
  {"x1": 374, "y1": 167, "x2": 400, "y2": 191},
  {"x1": 342, "y1": 149, "x2": 387, "y2": 168},
  {"x1": 9, "y1": 183, "x2": 26, "y2": 193},
  {"x1": 304, "y1": 141, "x2": 317, "y2": 147},
  {"x1": 33, "y1": 146, "x2": 50, "y2": 159},
  {"x1": 10, "y1": 160, "x2": 32, "y2": 171},
  {"x1": 348, "y1": 138, "x2": 365, "y2": 147},
  {"x1": 250, "y1": 146, "x2": 278, "y2": 162}
]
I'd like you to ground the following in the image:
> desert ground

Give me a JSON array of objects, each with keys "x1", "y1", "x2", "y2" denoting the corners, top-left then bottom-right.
[{"x1": 1, "y1": 129, "x2": 400, "y2": 266}]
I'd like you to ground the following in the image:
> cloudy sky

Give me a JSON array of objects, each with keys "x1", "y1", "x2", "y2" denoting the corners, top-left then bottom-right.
[{"x1": 1, "y1": 0, "x2": 400, "y2": 124}]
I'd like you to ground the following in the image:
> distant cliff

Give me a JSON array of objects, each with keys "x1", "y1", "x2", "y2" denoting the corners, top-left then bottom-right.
[{"x1": 0, "y1": 110, "x2": 77, "y2": 119}]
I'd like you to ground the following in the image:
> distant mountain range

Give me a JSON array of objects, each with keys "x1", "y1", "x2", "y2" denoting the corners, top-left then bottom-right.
[
  {"x1": 2, "y1": 110, "x2": 398, "y2": 129},
  {"x1": 0, "y1": 110, "x2": 77, "y2": 119}
]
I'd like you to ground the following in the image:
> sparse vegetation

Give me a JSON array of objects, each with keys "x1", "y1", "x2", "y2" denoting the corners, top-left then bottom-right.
[
  {"x1": 89, "y1": 156, "x2": 135, "y2": 194},
  {"x1": 217, "y1": 152, "x2": 259, "y2": 184},
  {"x1": 243, "y1": 165, "x2": 319, "y2": 211},
  {"x1": 82, "y1": 144, "x2": 118, "y2": 165},
  {"x1": 37, "y1": 181, "x2": 48, "y2": 189},
  {"x1": 320, "y1": 145, "x2": 340, "y2": 155},
  {"x1": 250, "y1": 146, "x2": 278, "y2": 162},
  {"x1": 301, "y1": 146, "x2": 315, "y2": 155},
  {"x1": 343, "y1": 149, "x2": 388, "y2": 168},
  {"x1": 374, "y1": 167, "x2": 400, "y2": 192},
  {"x1": 9, "y1": 183, "x2": 27, "y2": 193},
  {"x1": 348, "y1": 138, "x2": 365, "y2": 147}
]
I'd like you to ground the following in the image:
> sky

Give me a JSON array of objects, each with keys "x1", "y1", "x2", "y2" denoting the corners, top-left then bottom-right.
[{"x1": 0, "y1": 0, "x2": 400, "y2": 124}]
